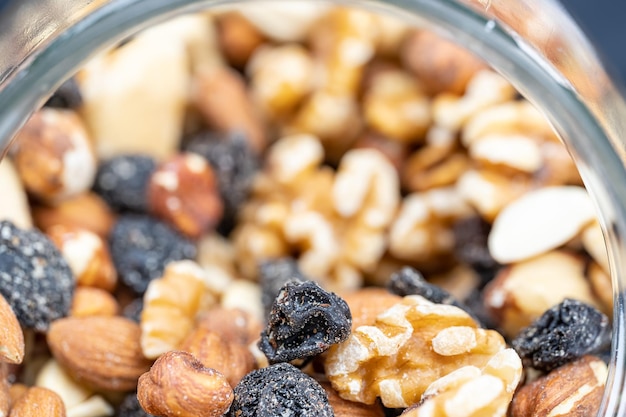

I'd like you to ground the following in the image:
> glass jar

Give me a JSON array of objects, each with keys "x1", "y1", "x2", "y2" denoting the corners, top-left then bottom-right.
[{"x1": 1, "y1": 0, "x2": 625, "y2": 415}]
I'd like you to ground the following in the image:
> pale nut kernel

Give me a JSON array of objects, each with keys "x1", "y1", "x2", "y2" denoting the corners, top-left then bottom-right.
[
  {"x1": 140, "y1": 260, "x2": 220, "y2": 359},
  {"x1": 401, "y1": 30, "x2": 487, "y2": 95},
  {"x1": 220, "y1": 280, "x2": 264, "y2": 324},
  {"x1": 432, "y1": 70, "x2": 516, "y2": 131},
  {"x1": 147, "y1": 153, "x2": 223, "y2": 238},
  {"x1": 12, "y1": 108, "x2": 96, "y2": 203},
  {"x1": 462, "y1": 100, "x2": 557, "y2": 147},
  {"x1": 46, "y1": 224, "x2": 117, "y2": 292},
  {"x1": 324, "y1": 295, "x2": 506, "y2": 408},
  {"x1": 582, "y1": 221, "x2": 610, "y2": 274},
  {"x1": 31, "y1": 192, "x2": 116, "y2": 239},
  {"x1": 180, "y1": 330, "x2": 256, "y2": 387},
  {"x1": 47, "y1": 316, "x2": 152, "y2": 391},
  {"x1": 589, "y1": 262, "x2": 612, "y2": 316},
  {"x1": 402, "y1": 148, "x2": 469, "y2": 192},
  {"x1": 429, "y1": 265, "x2": 481, "y2": 303},
  {"x1": 389, "y1": 188, "x2": 472, "y2": 261},
  {"x1": 363, "y1": 68, "x2": 431, "y2": 144},
  {"x1": 237, "y1": 1, "x2": 331, "y2": 42},
  {"x1": 0, "y1": 158, "x2": 32, "y2": 229},
  {"x1": 483, "y1": 250, "x2": 600, "y2": 338},
  {"x1": 196, "y1": 233, "x2": 238, "y2": 276},
  {"x1": 77, "y1": 31, "x2": 188, "y2": 161},
  {"x1": 488, "y1": 186, "x2": 596, "y2": 264},
  {"x1": 193, "y1": 66, "x2": 266, "y2": 152},
  {"x1": 456, "y1": 169, "x2": 530, "y2": 222},
  {"x1": 66, "y1": 395, "x2": 114, "y2": 417},
  {"x1": 247, "y1": 44, "x2": 315, "y2": 120},
  {"x1": 469, "y1": 134, "x2": 543, "y2": 173},
  {"x1": 353, "y1": 131, "x2": 409, "y2": 175},
  {"x1": 231, "y1": 223, "x2": 289, "y2": 280},
  {"x1": 332, "y1": 148, "x2": 400, "y2": 229},
  {"x1": 35, "y1": 359, "x2": 92, "y2": 410},
  {"x1": 406, "y1": 348, "x2": 523, "y2": 417},
  {"x1": 265, "y1": 134, "x2": 325, "y2": 186},
  {"x1": 320, "y1": 381, "x2": 385, "y2": 417},
  {"x1": 137, "y1": 350, "x2": 233, "y2": 417},
  {"x1": 0, "y1": 293, "x2": 24, "y2": 365},
  {"x1": 70, "y1": 287, "x2": 119, "y2": 318},
  {"x1": 217, "y1": 12, "x2": 266, "y2": 69},
  {"x1": 510, "y1": 355, "x2": 607, "y2": 417},
  {"x1": 8, "y1": 387, "x2": 66, "y2": 417}
]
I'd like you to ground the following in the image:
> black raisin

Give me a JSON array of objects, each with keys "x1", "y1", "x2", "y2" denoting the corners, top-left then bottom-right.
[
  {"x1": 387, "y1": 267, "x2": 482, "y2": 324},
  {"x1": 0, "y1": 220, "x2": 74, "y2": 331},
  {"x1": 512, "y1": 298, "x2": 611, "y2": 372},
  {"x1": 259, "y1": 281, "x2": 351, "y2": 364},
  {"x1": 93, "y1": 155, "x2": 157, "y2": 213},
  {"x1": 228, "y1": 363, "x2": 334, "y2": 417},
  {"x1": 108, "y1": 215, "x2": 196, "y2": 294},
  {"x1": 44, "y1": 77, "x2": 83, "y2": 109},
  {"x1": 259, "y1": 258, "x2": 307, "y2": 320},
  {"x1": 453, "y1": 216, "x2": 500, "y2": 286},
  {"x1": 117, "y1": 392, "x2": 156, "y2": 417},
  {"x1": 183, "y1": 131, "x2": 260, "y2": 235}
]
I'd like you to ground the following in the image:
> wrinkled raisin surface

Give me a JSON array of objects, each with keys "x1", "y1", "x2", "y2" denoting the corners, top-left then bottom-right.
[
  {"x1": 259, "y1": 281, "x2": 351, "y2": 364},
  {"x1": 0, "y1": 221, "x2": 74, "y2": 331},
  {"x1": 512, "y1": 298, "x2": 611, "y2": 372},
  {"x1": 108, "y1": 215, "x2": 196, "y2": 294},
  {"x1": 93, "y1": 155, "x2": 157, "y2": 213},
  {"x1": 259, "y1": 258, "x2": 306, "y2": 320},
  {"x1": 117, "y1": 393, "x2": 155, "y2": 417},
  {"x1": 228, "y1": 363, "x2": 334, "y2": 417},
  {"x1": 184, "y1": 131, "x2": 259, "y2": 235},
  {"x1": 453, "y1": 216, "x2": 500, "y2": 285},
  {"x1": 44, "y1": 77, "x2": 83, "y2": 109}
]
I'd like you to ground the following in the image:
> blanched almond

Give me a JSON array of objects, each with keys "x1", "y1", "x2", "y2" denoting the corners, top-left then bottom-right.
[{"x1": 488, "y1": 186, "x2": 596, "y2": 263}]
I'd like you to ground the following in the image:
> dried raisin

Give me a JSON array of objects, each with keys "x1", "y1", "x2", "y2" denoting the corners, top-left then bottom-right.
[
  {"x1": 259, "y1": 281, "x2": 351, "y2": 364},
  {"x1": 0, "y1": 221, "x2": 74, "y2": 331},
  {"x1": 453, "y1": 216, "x2": 500, "y2": 285},
  {"x1": 228, "y1": 363, "x2": 334, "y2": 417},
  {"x1": 259, "y1": 258, "x2": 306, "y2": 320},
  {"x1": 117, "y1": 392, "x2": 156, "y2": 417},
  {"x1": 512, "y1": 298, "x2": 611, "y2": 372}
]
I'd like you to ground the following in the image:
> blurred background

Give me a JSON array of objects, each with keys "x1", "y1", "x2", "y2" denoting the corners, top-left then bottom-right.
[{"x1": 0, "y1": 0, "x2": 624, "y2": 85}]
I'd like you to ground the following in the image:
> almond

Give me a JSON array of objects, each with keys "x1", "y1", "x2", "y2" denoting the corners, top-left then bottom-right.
[
  {"x1": 8, "y1": 387, "x2": 66, "y2": 417},
  {"x1": 47, "y1": 316, "x2": 152, "y2": 391},
  {"x1": 0, "y1": 294, "x2": 24, "y2": 365}
]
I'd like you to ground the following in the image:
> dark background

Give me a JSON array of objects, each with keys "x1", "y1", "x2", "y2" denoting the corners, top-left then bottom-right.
[{"x1": 0, "y1": 0, "x2": 624, "y2": 84}]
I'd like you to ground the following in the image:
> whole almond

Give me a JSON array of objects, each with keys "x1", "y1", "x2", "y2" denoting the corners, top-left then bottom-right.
[
  {"x1": 0, "y1": 294, "x2": 24, "y2": 365},
  {"x1": 8, "y1": 387, "x2": 66, "y2": 417},
  {"x1": 47, "y1": 316, "x2": 152, "y2": 391}
]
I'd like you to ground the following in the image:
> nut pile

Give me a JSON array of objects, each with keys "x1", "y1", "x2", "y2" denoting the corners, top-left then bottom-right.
[{"x1": 0, "y1": 3, "x2": 614, "y2": 417}]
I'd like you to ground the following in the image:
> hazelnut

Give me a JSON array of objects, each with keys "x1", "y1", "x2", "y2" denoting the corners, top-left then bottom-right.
[
  {"x1": 137, "y1": 351, "x2": 234, "y2": 417},
  {"x1": 148, "y1": 153, "x2": 223, "y2": 238},
  {"x1": 70, "y1": 287, "x2": 119, "y2": 317},
  {"x1": 217, "y1": 12, "x2": 266, "y2": 69},
  {"x1": 46, "y1": 224, "x2": 117, "y2": 292},
  {"x1": 12, "y1": 108, "x2": 96, "y2": 203}
]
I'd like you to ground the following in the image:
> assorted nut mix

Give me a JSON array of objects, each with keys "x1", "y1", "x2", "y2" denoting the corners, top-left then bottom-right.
[{"x1": 0, "y1": 4, "x2": 616, "y2": 417}]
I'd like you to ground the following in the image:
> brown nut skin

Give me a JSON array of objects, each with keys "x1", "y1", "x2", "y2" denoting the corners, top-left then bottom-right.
[
  {"x1": 0, "y1": 293, "x2": 24, "y2": 365},
  {"x1": 70, "y1": 287, "x2": 119, "y2": 317},
  {"x1": 194, "y1": 307, "x2": 262, "y2": 346},
  {"x1": 137, "y1": 350, "x2": 234, "y2": 417},
  {"x1": 341, "y1": 287, "x2": 402, "y2": 330},
  {"x1": 46, "y1": 224, "x2": 117, "y2": 292},
  {"x1": 180, "y1": 330, "x2": 256, "y2": 387},
  {"x1": 217, "y1": 12, "x2": 266, "y2": 69},
  {"x1": 320, "y1": 381, "x2": 384, "y2": 417},
  {"x1": 353, "y1": 131, "x2": 409, "y2": 175},
  {"x1": 32, "y1": 192, "x2": 116, "y2": 239},
  {"x1": 47, "y1": 316, "x2": 152, "y2": 392},
  {"x1": 12, "y1": 108, "x2": 96, "y2": 203},
  {"x1": 510, "y1": 355, "x2": 607, "y2": 417},
  {"x1": 148, "y1": 153, "x2": 223, "y2": 239},
  {"x1": 8, "y1": 386, "x2": 66, "y2": 417},
  {"x1": 401, "y1": 30, "x2": 486, "y2": 95}
]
